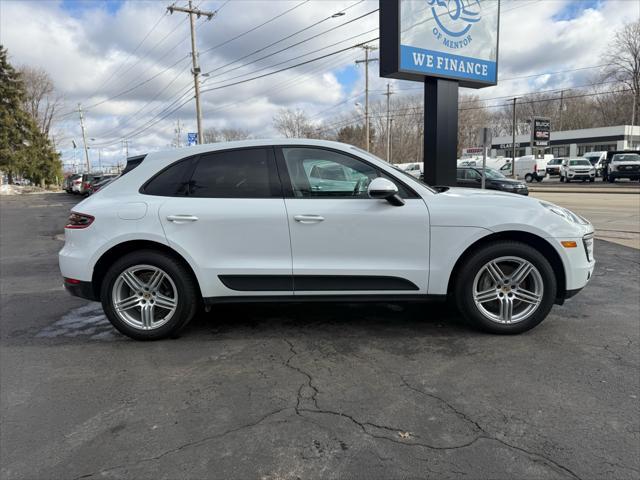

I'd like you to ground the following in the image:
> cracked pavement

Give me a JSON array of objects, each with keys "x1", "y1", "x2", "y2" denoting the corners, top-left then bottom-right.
[{"x1": 1, "y1": 193, "x2": 639, "y2": 480}]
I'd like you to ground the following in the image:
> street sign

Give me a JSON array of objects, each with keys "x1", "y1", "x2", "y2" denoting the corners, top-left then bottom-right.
[
  {"x1": 187, "y1": 132, "x2": 198, "y2": 146},
  {"x1": 380, "y1": 0, "x2": 500, "y2": 88},
  {"x1": 531, "y1": 117, "x2": 551, "y2": 147}
]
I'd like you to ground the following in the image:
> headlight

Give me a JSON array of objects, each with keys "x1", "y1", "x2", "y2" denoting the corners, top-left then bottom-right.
[
  {"x1": 590, "y1": 168, "x2": 595, "y2": 174},
  {"x1": 583, "y1": 233, "x2": 594, "y2": 261},
  {"x1": 539, "y1": 201, "x2": 590, "y2": 225}
]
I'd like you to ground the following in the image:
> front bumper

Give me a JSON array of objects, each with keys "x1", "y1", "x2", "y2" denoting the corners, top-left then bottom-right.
[
  {"x1": 609, "y1": 170, "x2": 640, "y2": 179},
  {"x1": 567, "y1": 171, "x2": 595, "y2": 179}
]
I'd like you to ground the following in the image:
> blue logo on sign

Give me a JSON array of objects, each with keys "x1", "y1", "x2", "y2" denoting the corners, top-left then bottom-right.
[
  {"x1": 187, "y1": 132, "x2": 198, "y2": 146},
  {"x1": 428, "y1": 0, "x2": 481, "y2": 39}
]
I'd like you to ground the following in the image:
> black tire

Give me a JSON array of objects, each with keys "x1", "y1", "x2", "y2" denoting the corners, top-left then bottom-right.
[
  {"x1": 100, "y1": 250, "x2": 199, "y2": 340},
  {"x1": 524, "y1": 174, "x2": 533, "y2": 183},
  {"x1": 560, "y1": 176, "x2": 564, "y2": 183},
  {"x1": 454, "y1": 241, "x2": 557, "y2": 334},
  {"x1": 589, "y1": 178, "x2": 595, "y2": 183},
  {"x1": 535, "y1": 176, "x2": 543, "y2": 183},
  {"x1": 565, "y1": 177, "x2": 571, "y2": 183},
  {"x1": 609, "y1": 177, "x2": 615, "y2": 183}
]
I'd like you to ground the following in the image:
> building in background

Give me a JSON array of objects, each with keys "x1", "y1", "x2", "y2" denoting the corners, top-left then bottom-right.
[{"x1": 490, "y1": 125, "x2": 640, "y2": 158}]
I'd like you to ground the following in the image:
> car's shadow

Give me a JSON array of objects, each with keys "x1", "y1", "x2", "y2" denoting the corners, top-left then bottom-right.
[{"x1": 178, "y1": 300, "x2": 475, "y2": 340}]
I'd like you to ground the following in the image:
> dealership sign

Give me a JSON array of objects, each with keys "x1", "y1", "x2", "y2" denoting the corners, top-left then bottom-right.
[
  {"x1": 381, "y1": 0, "x2": 500, "y2": 88},
  {"x1": 531, "y1": 117, "x2": 551, "y2": 147}
]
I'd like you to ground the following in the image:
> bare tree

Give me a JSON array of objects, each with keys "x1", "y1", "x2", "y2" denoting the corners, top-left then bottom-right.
[
  {"x1": 273, "y1": 108, "x2": 315, "y2": 138},
  {"x1": 18, "y1": 66, "x2": 63, "y2": 138},
  {"x1": 458, "y1": 94, "x2": 489, "y2": 155},
  {"x1": 202, "y1": 127, "x2": 251, "y2": 143},
  {"x1": 601, "y1": 19, "x2": 640, "y2": 125}
]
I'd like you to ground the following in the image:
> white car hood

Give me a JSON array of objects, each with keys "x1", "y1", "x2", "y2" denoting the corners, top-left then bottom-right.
[{"x1": 427, "y1": 187, "x2": 593, "y2": 238}]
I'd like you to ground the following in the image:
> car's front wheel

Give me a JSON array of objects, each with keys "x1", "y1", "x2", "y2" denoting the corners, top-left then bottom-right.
[
  {"x1": 100, "y1": 250, "x2": 198, "y2": 340},
  {"x1": 454, "y1": 241, "x2": 557, "y2": 334}
]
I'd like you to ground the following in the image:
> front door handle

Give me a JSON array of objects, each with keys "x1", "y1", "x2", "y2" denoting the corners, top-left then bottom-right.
[
  {"x1": 294, "y1": 214, "x2": 325, "y2": 224},
  {"x1": 166, "y1": 214, "x2": 199, "y2": 223}
]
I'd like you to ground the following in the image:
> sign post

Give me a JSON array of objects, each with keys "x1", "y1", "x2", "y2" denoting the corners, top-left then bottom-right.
[
  {"x1": 380, "y1": 0, "x2": 500, "y2": 186},
  {"x1": 479, "y1": 127, "x2": 492, "y2": 189}
]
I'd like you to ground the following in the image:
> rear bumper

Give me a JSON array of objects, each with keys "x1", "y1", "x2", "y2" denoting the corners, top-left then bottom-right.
[{"x1": 63, "y1": 278, "x2": 98, "y2": 301}]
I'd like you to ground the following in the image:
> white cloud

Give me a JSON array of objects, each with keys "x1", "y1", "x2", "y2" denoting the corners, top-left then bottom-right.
[{"x1": 0, "y1": 0, "x2": 637, "y2": 169}]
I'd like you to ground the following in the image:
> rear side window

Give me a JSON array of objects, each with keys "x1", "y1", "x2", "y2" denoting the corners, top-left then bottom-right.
[
  {"x1": 188, "y1": 148, "x2": 278, "y2": 198},
  {"x1": 143, "y1": 158, "x2": 195, "y2": 196}
]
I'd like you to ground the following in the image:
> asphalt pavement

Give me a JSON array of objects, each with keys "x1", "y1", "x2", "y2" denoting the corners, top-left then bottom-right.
[{"x1": 1, "y1": 193, "x2": 639, "y2": 480}]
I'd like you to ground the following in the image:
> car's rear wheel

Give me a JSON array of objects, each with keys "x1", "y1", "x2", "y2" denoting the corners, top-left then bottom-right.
[
  {"x1": 524, "y1": 173, "x2": 533, "y2": 183},
  {"x1": 100, "y1": 250, "x2": 198, "y2": 340},
  {"x1": 454, "y1": 241, "x2": 556, "y2": 334}
]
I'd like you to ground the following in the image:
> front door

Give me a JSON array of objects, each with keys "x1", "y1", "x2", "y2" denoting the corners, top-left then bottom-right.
[
  {"x1": 157, "y1": 147, "x2": 292, "y2": 297},
  {"x1": 276, "y1": 146, "x2": 430, "y2": 295}
]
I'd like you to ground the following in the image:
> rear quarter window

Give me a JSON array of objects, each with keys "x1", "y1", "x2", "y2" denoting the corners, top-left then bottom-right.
[{"x1": 142, "y1": 158, "x2": 196, "y2": 196}]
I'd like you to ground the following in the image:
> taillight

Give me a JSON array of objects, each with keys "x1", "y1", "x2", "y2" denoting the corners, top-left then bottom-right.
[
  {"x1": 83, "y1": 182, "x2": 90, "y2": 189},
  {"x1": 65, "y1": 212, "x2": 94, "y2": 229}
]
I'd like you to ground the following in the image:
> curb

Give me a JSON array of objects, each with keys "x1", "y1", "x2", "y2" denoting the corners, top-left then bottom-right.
[{"x1": 529, "y1": 188, "x2": 640, "y2": 194}]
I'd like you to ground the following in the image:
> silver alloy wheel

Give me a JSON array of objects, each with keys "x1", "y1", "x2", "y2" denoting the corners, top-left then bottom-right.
[
  {"x1": 111, "y1": 265, "x2": 178, "y2": 331},
  {"x1": 472, "y1": 256, "x2": 544, "y2": 324}
]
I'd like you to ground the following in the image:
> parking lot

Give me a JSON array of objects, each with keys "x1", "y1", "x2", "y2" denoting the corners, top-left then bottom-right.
[{"x1": 1, "y1": 191, "x2": 639, "y2": 480}]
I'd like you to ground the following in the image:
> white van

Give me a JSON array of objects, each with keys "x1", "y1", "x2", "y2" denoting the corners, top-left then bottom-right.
[
  {"x1": 582, "y1": 151, "x2": 607, "y2": 176},
  {"x1": 499, "y1": 155, "x2": 548, "y2": 182}
]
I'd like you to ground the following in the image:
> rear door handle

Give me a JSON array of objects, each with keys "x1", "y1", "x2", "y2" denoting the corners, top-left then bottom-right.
[
  {"x1": 294, "y1": 215, "x2": 325, "y2": 224},
  {"x1": 166, "y1": 214, "x2": 198, "y2": 223}
]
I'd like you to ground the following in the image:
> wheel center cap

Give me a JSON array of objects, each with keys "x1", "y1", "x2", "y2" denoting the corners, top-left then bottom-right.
[
  {"x1": 502, "y1": 286, "x2": 511, "y2": 293},
  {"x1": 143, "y1": 293, "x2": 151, "y2": 299}
]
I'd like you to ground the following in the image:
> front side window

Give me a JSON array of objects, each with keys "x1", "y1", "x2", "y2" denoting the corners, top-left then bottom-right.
[
  {"x1": 188, "y1": 148, "x2": 277, "y2": 198},
  {"x1": 281, "y1": 147, "x2": 411, "y2": 199}
]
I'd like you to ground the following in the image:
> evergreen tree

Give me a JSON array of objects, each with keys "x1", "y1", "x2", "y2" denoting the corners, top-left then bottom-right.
[{"x1": 0, "y1": 45, "x2": 61, "y2": 185}]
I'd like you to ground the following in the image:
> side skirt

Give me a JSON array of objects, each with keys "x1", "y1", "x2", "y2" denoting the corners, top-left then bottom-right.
[{"x1": 203, "y1": 294, "x2": 447, "y2": 305}]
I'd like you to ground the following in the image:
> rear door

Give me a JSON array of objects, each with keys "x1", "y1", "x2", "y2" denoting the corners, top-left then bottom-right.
[{"x1": 155, "y1": 147, "x2": 292, "y2": 298}]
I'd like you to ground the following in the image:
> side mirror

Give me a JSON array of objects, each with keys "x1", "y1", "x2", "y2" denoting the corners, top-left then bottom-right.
[{"x1": 368, "y1": 177, "x2": 405, "y2": 206}]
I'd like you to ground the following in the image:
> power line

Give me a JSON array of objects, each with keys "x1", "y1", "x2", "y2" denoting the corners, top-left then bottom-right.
[
  {"x1": 86, "y1": 10, "x2": 169, "y2": 100},
  {"x1": 201, "y1": 4, "x2": 375, "y2": 79},
  {"x1": 200, "y1": 0, "x2": 311, "y2": 56},
  {"x1": 201, "y1": 35, "x2": 379, "y2": 94},
  {"x1": 203, "y1": 26, "x2": 378, "y2": 90}
]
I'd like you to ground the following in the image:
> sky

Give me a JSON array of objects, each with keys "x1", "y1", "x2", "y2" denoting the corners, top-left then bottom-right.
[{"x1": 0, "y1": 0, "x2": 638, "y2": 170}]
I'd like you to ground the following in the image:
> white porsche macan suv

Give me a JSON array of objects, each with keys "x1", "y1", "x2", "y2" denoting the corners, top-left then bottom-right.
[{"x1": 59, "y1": 140, "x2": 595, "y2": 340}]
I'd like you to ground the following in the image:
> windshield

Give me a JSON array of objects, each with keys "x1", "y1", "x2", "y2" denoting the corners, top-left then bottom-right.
[
  {"x1": 612, "y1": 153, "x2": 640, "y2": 163},
  {"x1": 569, "y1": 160, "x2": 591, "y2": 166}
]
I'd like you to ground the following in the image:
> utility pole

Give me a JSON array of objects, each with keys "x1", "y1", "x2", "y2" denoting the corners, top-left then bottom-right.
[
  {"x1": 511, "y1": 97, "x2": 517, "y2": 179},
  {"x1": 77, "y1": 104, "x2": 90, "y2": 172},
  {"x1": 174, "y1": 119, "x2": 183, "y2": 148},
  {"x1": 167, "y1": 1, "x2": 215, "y2": 144},
  {"x1": 121, "y1": 138, "x2": 129, "y2": 167},
  {"x1": 355, "y1": 45, "x2": 378, "y2": 151},
  {"x1": 382, "y1": 83, "x2": 394, "y2": 162},
  {"x1": 559, "y1": 90, "x2": 564, "y2": 131}
]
